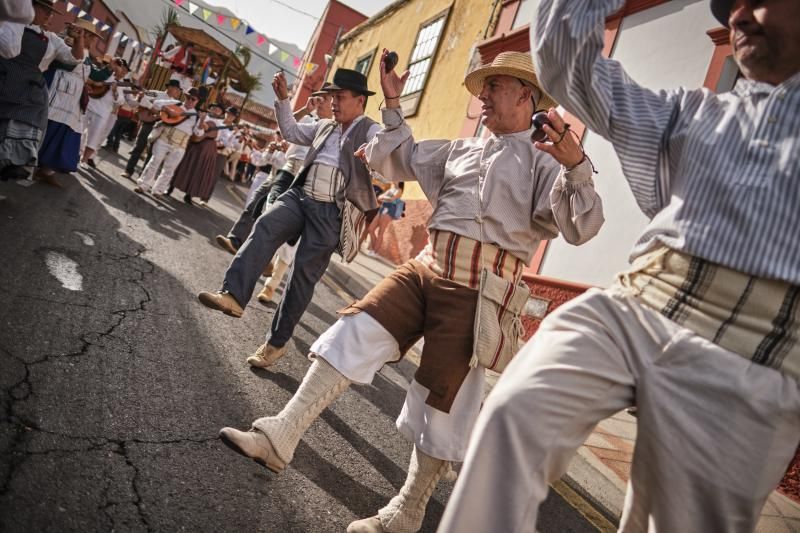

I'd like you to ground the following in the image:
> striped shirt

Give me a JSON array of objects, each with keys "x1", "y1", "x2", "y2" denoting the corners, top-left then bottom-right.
[
  {"x1": 533, "y1": 0, "x2": 800, "y2": 285},
  {"x1": 366, "y1": 108, "x2": 605, "y2": 265}
]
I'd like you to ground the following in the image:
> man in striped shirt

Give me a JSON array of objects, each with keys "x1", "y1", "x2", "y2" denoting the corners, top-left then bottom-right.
[
  {"x1": 218, "y1": 50, "x2": 604, "y2": 533},
  {"x1": 441, "y1": 1, "x2": 800, "y2": 532}
]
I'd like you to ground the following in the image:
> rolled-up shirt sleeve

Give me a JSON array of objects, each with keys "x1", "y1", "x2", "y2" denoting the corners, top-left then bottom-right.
[
  {"x1": 364, "y1": 107, "x2": 452, "y2": 203},
  {"x1": 532, "y1": 0, "x2": 682, "y2": 217},
  {"x1": 548, "y1": 158, "x2": 604, "y2": 244},
  {"x1": 274, "y1": 98, "x2": 318, "y2": 146}
]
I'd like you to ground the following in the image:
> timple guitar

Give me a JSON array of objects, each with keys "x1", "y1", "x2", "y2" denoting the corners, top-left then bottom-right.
[
  {"x1": 159, "y1": 104, "x2": 201, "y2": 125},
  {"x1": 85, "y1": 80, "x2": 140, "y2": 99}
]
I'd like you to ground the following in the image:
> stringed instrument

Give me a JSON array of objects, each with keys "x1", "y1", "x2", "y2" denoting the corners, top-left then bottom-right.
[
  {"x1": 159, "y1": 104, "x2": 200, "y2": 125},
  {"x1": 85, "y1": 80, "x2": 140, "y2": 99},
  {"x1": 190, "y1": 124, "x2": 235, "y2": 143}
]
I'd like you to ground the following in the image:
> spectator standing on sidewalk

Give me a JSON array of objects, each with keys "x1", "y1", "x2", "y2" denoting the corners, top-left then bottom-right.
[
  {"x1": 364, "y1": 181, "x2": 404, "y2": 257},
  {"x1": 440, "y1": 1, "x2": 800, "y2": 532},
  {"x1": 120, "y1": 79, "x2": 180, "y2": 179},
  {"x1": 216, "y1": 50, "x2": 604, "y2": 533}
]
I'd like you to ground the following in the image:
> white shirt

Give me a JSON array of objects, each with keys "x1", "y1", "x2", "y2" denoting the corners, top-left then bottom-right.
[
  {"x1": 275, "y1": 97, "x2": 381, "y2": 169},
  {"x1": 0, "y1": 0, "x2": 33, "y2": 25},
  {"x1": 0, "y1": 22, "x2": 77, "y2": 68},
  {"x1": 47, "y1": 58, "x2": 91, "y2": 132},
  {"x1": 86, "y1": 73, "x2": 125, "y2": 118},
  {"x1": 249, "y1": 149, "x2": 269, "y2": 167},
  {"x1": 151, "y1": 99, "x2": 204, "y2": 136}
]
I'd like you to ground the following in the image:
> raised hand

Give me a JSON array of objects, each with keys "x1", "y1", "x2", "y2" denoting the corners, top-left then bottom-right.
[
  {"x1": 272, "y1": 71, "x2": 289, "y2": 100},
  {"x1": 379, "y1": 49, "x2": 409, "y2": 108},
  {"x1": 532, "y1": 108, "x2": 585, "y2": 169},
  {"x1": 305, "y1": 95, "x2": 321, "y2": 113},
  {"x1": 354, "y1": 143, "x2": 368, "y2": 166}
]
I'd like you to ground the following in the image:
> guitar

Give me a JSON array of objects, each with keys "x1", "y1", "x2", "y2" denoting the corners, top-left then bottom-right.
[
  {"x1": 159, "y1": 104, "x2": 201, "y2": 125},
  {"x1": 85, "y1": 80, "x2": 141, "y2": 99},
  {"x1": 190, "y1": 124, "x2": 234, "y2": 143}
]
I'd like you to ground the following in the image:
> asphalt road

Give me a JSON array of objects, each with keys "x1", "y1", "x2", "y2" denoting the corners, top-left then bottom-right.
[{"x1": 0, "y1": 145, "x2": 604, "y2": 532}]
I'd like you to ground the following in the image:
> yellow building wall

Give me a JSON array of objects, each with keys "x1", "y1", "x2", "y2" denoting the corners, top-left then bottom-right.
[{"x1": 330, "y1": 0, "x2": 496, "y2": 200}]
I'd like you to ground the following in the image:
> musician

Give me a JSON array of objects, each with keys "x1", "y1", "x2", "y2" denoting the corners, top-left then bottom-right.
[
  {"x1": 161, "y1": 43, "x2": 194, "y2": 92},
  {"x1": 224, "y1": 124, "x2": 246, "y2": 180},
  {"x1": 81, "y1": 56, "x2": 129, "y2": 169},
  {"x1": 134, "y1": 86, "x2": 205, "y2": 198},
  {"x1": 171, "y1": 101, "x2": 226, "y2": 205},
  {"x1": 121, "y1": 79, "x2": 180, "y2": 179},
  {"x1": 36, "y1": 18, "x2": 99, "y2": 186},
  {"x1": 0, "y1": 0, "x2": 82, "y2": 181}
]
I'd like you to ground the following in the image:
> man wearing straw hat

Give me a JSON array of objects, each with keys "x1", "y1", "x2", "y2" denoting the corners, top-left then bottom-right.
[
  {"x1": 440, "y1": 0, "x2": 800, "y2": 531},
  {"x1": 217, "y1": 49, "x2": 603, "y2": 532}
]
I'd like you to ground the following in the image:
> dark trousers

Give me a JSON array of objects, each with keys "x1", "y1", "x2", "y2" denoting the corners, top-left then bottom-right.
[
  {"x1": 106, "y1": 116, "x2": 135, "y2": 151},
  {"x1": 125, "y1": 121, "x2": 154, "y2": 175},
  {"x1": 222, "y1": 188, "x2": 340, "y2": 347},
  {"x1": 226, "y1": 169, "x2": 294, "y2": 248}
]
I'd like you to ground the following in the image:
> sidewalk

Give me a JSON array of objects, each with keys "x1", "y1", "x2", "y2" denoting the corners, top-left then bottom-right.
[{"x1": 325, "y1": 252, "x2": 800, "y2": 532}]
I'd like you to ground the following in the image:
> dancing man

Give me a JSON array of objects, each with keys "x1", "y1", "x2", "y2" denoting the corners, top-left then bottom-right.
[
  {"x1": 218, "y1": 50, "x2": 604, "y2": 533},
  {"x1": 440, "y1": 0, "x2": 800, "y2": 531}
]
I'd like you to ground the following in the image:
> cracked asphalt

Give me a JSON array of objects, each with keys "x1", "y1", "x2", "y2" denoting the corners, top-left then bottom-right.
[{"x1": 0, "y1": 145, "x2": 602, "y2": 532}]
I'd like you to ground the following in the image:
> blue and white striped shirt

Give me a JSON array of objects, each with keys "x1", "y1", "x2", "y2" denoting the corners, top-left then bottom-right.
[{"x1": 533, "y1": 0, "x2": 800, "y2": 285}]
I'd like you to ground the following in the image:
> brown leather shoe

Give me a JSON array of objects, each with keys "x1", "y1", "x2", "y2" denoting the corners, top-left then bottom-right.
[
  {"x1": 215, "y1": 235, "x2": 238, "y2": 255},
  {"x1": 197, "y1": 291, "x2": 243, "y2": 318},
  {"x1": 347, "y1": 516, "x2": 385, "y2": 533},
  {"x1": 256, "y1": 285, "x2": 275, "y2": 304},
  {"x1": 218, "y1": 427, "x2": 286, "y2": 473},
  {"x1": 133, "y1": 186, "x2": 144, "y2": 194},
  {"x1": 262, "y1": 262, "x2": 274, "y2": 277},
  {"x1": 246, "y1": 343, "x2": 287, "y2": 368}
]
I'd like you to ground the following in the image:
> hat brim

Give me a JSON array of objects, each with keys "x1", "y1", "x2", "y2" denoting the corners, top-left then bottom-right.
[
  {"x1": 464, "y1": 65, "x2": 557, "y2": 112},
  {"x1": 310, "y1": 89, "x2": 331, "y2": 97},
  {"x1": 710, "y1": 0, "x2": 732, "y2": 27},
  {"x1": 71, "y1": 23, "x2": 102, "y2": 39},
  {"x1": 325, "y1": 83, "x2": 375, "y2": 96},
  {"x1": 34, "y1": 1, "x2": 63, "y2": 14}
]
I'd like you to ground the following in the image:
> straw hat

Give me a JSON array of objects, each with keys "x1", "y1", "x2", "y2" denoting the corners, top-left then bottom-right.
[
  {"x1": 33, "y1": 0, "x2": 62, "y2": 14},
  {"x1": 464, "y1": 51, "x2": 557, "y2": 111},
  {"x1": 70, "y1": 18, "x2": 102, "y2": 39}
]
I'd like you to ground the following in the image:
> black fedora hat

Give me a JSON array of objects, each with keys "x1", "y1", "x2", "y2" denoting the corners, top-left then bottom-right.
[
  {"x1": 164, "y1": 79, "x2": 181, "y2": 89},
  {"x1": 710, "y1": 0, "x2": 733, "y2": 27},
  {"x1": 311, "y1": 81, "x2": 334, "y2": 97},
  {"x1": 327, "y1": 68, "x2": 375, "y2": 96},
  {"x1": 33, "y1": 0, "x2": 63, "y2": 14}
]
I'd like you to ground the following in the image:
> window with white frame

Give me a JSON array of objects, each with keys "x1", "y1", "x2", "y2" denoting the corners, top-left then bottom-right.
[
  {"x1": 399, "y1": 9, "x2": 449, "y2": 115},
  {"x1": 354, "y1": 49, "x2": 375, "y2": 77}
]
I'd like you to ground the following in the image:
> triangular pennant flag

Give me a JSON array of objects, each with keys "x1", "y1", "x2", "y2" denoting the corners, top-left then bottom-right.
[
  {"x1": 101, "y1": 24, "x2": 110, "y2": 31},
  {"x1": 255, "y1": 34, "x2": 266, "y2": 47},
  {"x1": 92, "y1": 17, "x2": 99, "y2": 26},
  {"x1": 121, "y1": 34, "x2": 128, "y2": 42},
  {"x1": 279, "y1": 51, "x2": 289, "y2": 62},
  {"x1": 132, "y1": 40, "x2": 138, "y2": 48},
  {"x1": 66, "y1": 1, "x2": 74, "y2": 12},
  {"x1": 202, "y1": 8, "x2": 211, "y2": 20},
  {"x1": 175, "y1": 0, "x2": 185, "y2": 6},
  {"x1": 230, "y1": 18, "x2": 240, "y2": 30},
  {"x1": 292, "y1": 56, "x2": 301, "y2": 69},
  {"x1": 245, "y1": 25, "x2": 255, "y2": 35},
  {"x1": 216, "y1": 14, "x2": 225, "y2": 25},
  {"x1": 77, "y1": 9, "x2": 86, "y2": 18},
  {"x1": 114, "y1": 31, "x2": 121, "y2": 38},
  {"x1": 268, "y1": 43, "x2": 277, "y2": 55},
  {"x1": 305, "y1": 62, "x2": 316, "y2": 74},
  {"x1": 188, "y1": 1, "x2": 198, "y2": 14}
]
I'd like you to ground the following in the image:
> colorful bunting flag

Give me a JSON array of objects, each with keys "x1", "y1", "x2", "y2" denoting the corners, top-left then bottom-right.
[
  {"x1": 77, "y1": 9, "x2": 86, "y2": 18},
  {"x1": 202, "y1": 8, "x2": 211, "y2": 20},
  {"x1": 292, "y1": 56, "x2": 301, "y2": 69},
  {"x1": 268, "y1": 43, "x2": 277, "y2": 55},
  {"x1": 91, "y1": 17, "x2": 99, "y2": 25},
  {"x1": 216, "y1": 14, "x2": 225, "y2": 25},
  {"x1": 305, "y1": 62, "x2": 317, "y2": 74},
  {"x1": 66, "y1": 1, "x2": 74, "y2": 12},
  {"x1": 121, "y1": 35, "x2": 128, "y2": 42},
  {"x1": 101, "y1": 23, "x2": 109, "y2": 31},
  {"x1": 255, "y1": 34, "x2": 266, "y2": 47},
  {"x1": 230, "y1": 18, "x2": 240, "y2": 30},
  {"x1": 132, "y1": 41, "x2": 139, "y2": 48},
  {"x1": 188, "y1": 2, "x2": 198, "y2": 14},
  {"x1": 245, "y1": 25, "x2": 255, "y2": 35},
  {"x1": 175, "y1": 0, "x2": 184, "y2": 6},
  {"x1": 114, "y1": 31, "x2": 121, "y2": 38},
  {"x1": 279, "y1": 51, "x2": 289, "y2": 62}
]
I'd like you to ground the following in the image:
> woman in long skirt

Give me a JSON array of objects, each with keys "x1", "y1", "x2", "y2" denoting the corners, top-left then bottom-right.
[{"x1": 171, "y1": 130, "x2": 220, "y2": 205}]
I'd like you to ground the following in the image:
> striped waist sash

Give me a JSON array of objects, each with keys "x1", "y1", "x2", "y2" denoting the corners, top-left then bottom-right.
[
  {"x1": 415, "y1": 229, "x2": 523, "y2": 290},
  {"x1": 613, "y1": 246, "x2": 799, "y2": 380}
]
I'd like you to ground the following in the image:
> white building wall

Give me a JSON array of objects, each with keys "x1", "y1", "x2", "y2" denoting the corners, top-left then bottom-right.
[{"x1": 538, "y1": 0, "x2": 720, "y2": 286}]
